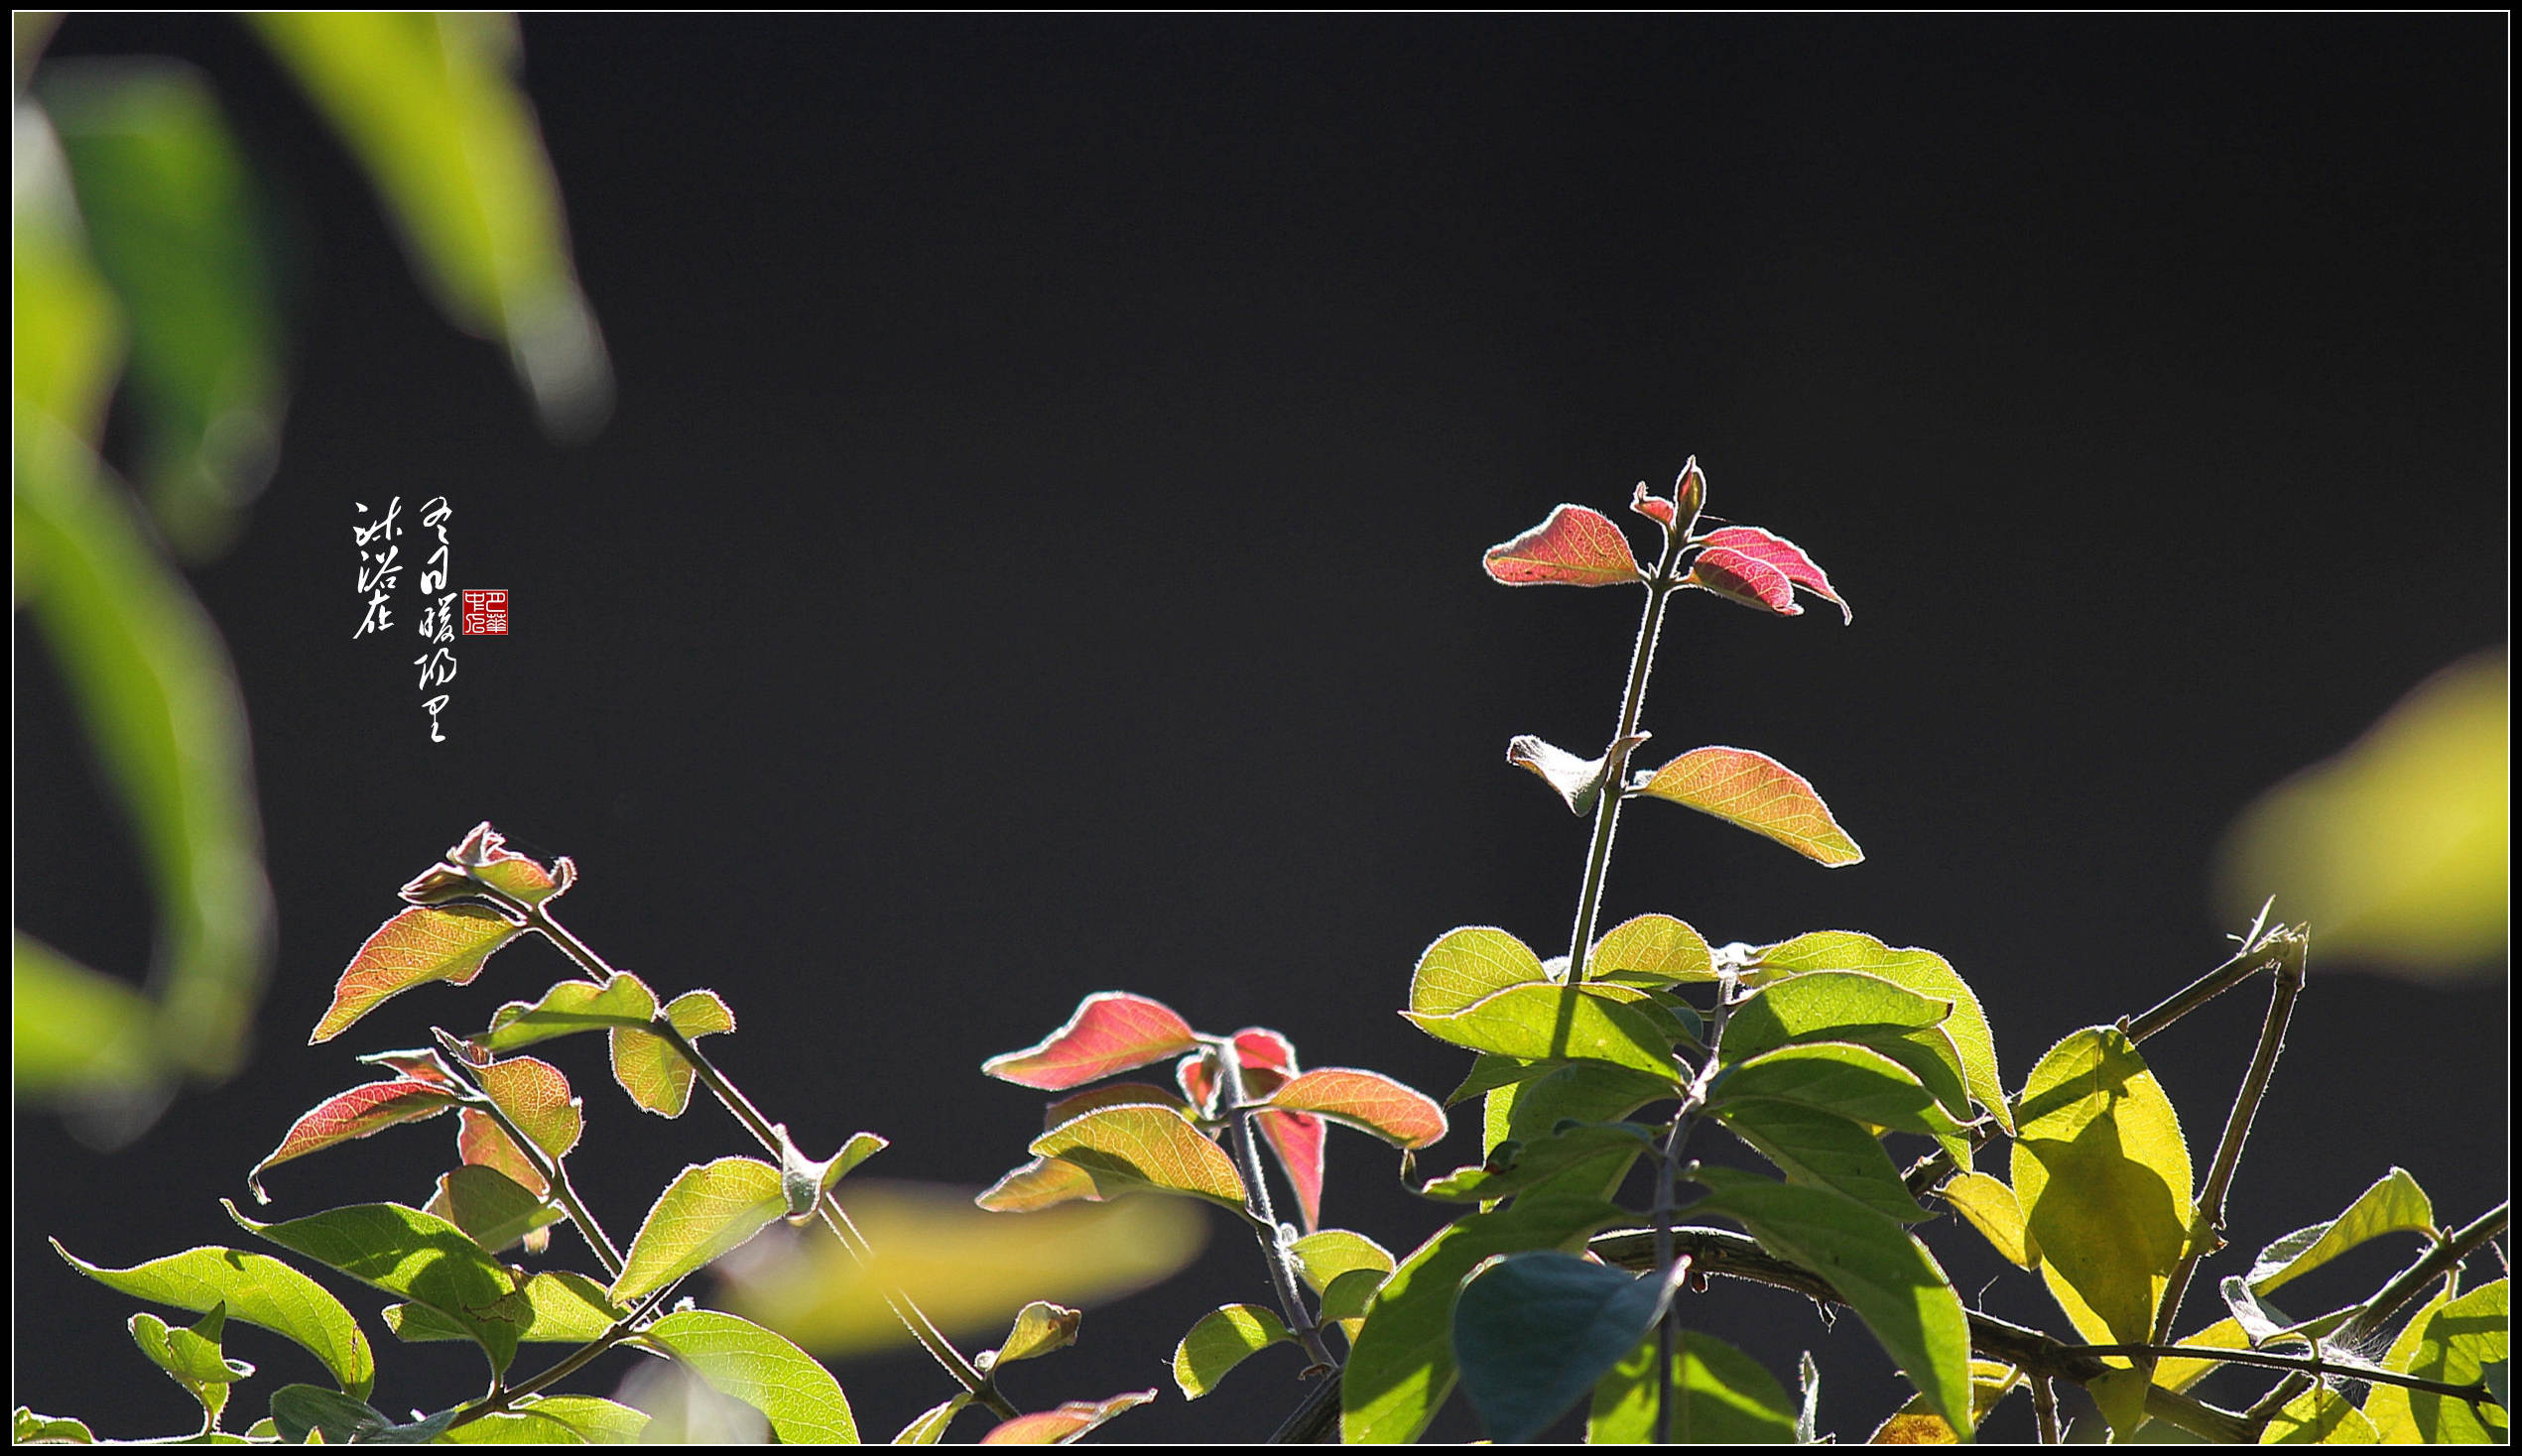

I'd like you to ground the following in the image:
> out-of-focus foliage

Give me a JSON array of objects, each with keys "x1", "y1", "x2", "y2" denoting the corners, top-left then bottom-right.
[
  {"x1": 12, "y1": 13, "x2": 605, "y2": 1132},
  {"x1": 2218, "y1": 649, "x2": 2508, "y2": 979}
]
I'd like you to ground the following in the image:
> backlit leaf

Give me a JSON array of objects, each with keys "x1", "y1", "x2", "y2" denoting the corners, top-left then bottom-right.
[
  {"x1": 1293, "y1": 1230, "x2": 1394, "y2": 1337},
  {"x1": 1699, "y1": 526, "x2": 1849, "y2": 623},
  {"x1": 312, "y1": 906, "x2": 520, "y2": 1044},
  {"x1": 1508, "y1": 733, "x2": 1647, "y2": 817},
  {"x1": 1417, "y1": 1122, "x2": 1653, "y2": 1203},
  {"x1": 1029, "y1": 1106, "x2": 1246, "y2": 1210},
  {"x1": 1453, "y1": 1253, "x2": 1669, "y2": 1444},
  {"x1": 472, "y1": 1054, "x2": 581, "y2": 1160},
  {"x1": 384, "y1": 1270, "x2": 624, "y2": 1346},
  {"x1": 2366, "y1": 1278, "x2": 2507, "y2": 1444},
  {"x1": 425, "y1": 1164, "x2": 561, "y2": 1256},
  {"x1": 1409, "y1": 925, "x2": 1548, "y2": 1017},
  {"x1": 455, "y1": 1108, "x2": 547, "y2": 1197},
  {"x1": 13, "y1": 927, "x2": 157, "y2": 1096},
  {"x1": 2011, "y1": 1027, "x2": 2196, "y2": 1351},
  {"x1": 1258, "y1": 1106, "x2": 1327, "y2": 1233},
  {"x1": 1586, "y1": 1330, "x2": 1799, "y2": 1443},
  {"x1": 247, "y1": 1079, "x2": 457, "y2": 1202},
  {"x1": 1266, "y1": 1068, "x2": 1448, "y2": 1149},
  {"x1": 1716, "y1": 1098, "x2": 1928, "y2": 1223},
  {"x1": 53, "y1": 1240, "x2": 375, "y2": 1398},
  {"x1": 2263, "y1": 1386, "x2": 2382, "y2": 1444},
  {"x1": 989, "y1": 1301, "x2": 1081, "y2": 1367},
  {"x1": 1482, "y1": 504, "x2": 1642, "y2": 587},
  {"x1": 611, "y1": 1157, "x2": 786, "y2": 1302},
  {"x1": 893, "y1": 1395, "x2": 969, "y2": 1445},
  {"x1": 1686, "y1": 545, "x2": 1799, "y2": 614},
  {"x1": 982, "y1": 992, "x2": 1199, "y2": 1091},
  {"x1": 1935, "y1": 1171, "x2": 2031, "y2": 1268},
  {"x1": 481, "y1": 971, "x2": 657, "y2": 1052},
  {"x1": 1340, "y1": 1182, "x2": 1629, "y2": 1443},
  {"x1": 1860, "y1": 1361, "x2": 2020, "y2": 1444},
  {"x1": 1746, "y1": 931, "x2": 2010, "y2": 1135},
  {"x1": 1711, "y1": 1042, "x2": 1967, "y2": 1139},
  {"x1": 1174, "y1": 1303, "x2": 1291, "y2": 1399},
  {"x1": 977, "y1": 1391, "x2": 1153, "y2": 1444},
  {"x1": 609, "y1": 989, "x2": 734, "y2": 1118},
  {"x1": 1633, "y1": 747, "x2": 1863, "y2": 866},
  {"x1": 1722, "y1": 971, "x2": 1973, "y2": 1134},
  {"x1": 2152, "y1": 1313, "x2": 2253, "y2": 1394},
  {"x1": 2361, "y1": 1282, "x2": 2458, "y2": 1441},
  {"x1": 1688, "y1": 1176, "x2": 1973, "y2": 1435},
  {"x1": 637, "y1": 1308, "x2": 856, "y2": 1444},
  {"x1": 974, "y1": 1155, "x2": 1101, "y2": 1213},
  {"x1": 129, "y1": 1304, "x2": 250, "y2": 1428},
  {"x1": 2247, "y1": 1167, "x2": 2434, "y2": 1296},
  {"x1": 14, "y1": 1408, "x2": 97, "y2": 1443},
  {"x1": 1043, "y1": 1082, "x2": 1189, "y2": 1128},
  {"x1": 224, "y1": 1200, "x2": 524, "y2": 1377},
  {"x1": 439, "y1": 1394, "x2": 648, "y2": 1444},
  {"x1": 1588, "y1": 912, "x2": 1716, "y2": 985},
  {"x1": 1404, "y1": 984, "x2": 1683, "y2": 1085}
]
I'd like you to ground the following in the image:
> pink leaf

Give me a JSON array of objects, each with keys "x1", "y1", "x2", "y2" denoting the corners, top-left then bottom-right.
[
  {"x1": 312, "y1": 905, "x2": 524, "y2": 1044},
  {"x1": 247, "y1": 1080, "x2": 458, "y2": 1202},
  {"x1": 1257, "y1": 1108, "x2": 1326, "y2": 1233},
  {"x1": 978, "y1": 1391, "x2": 1156, "y2": 1444},
  {"x1": 1631, "y1": 459, "x2": 1707, "y2": 535},
  {"x1": 1231, "y1": 1028, "x2": 1298, "y2": 1077},
  {"x1": 1632, "y1": 746, "x2": 1864, "y2": 867},
  {"x1": 982, "y1": 992, "x2": 1200, "y2": 1090},
  {"x1": 1700, "y1": 526, "x2": 1849, "y2": 623},
  {"x1": 1482, "y1": 505, "x2": 1643, "y2": 587},
  {"x1": 457, "y1": 1108, "x2": 549, "y2": 1197},
  {"x1": 1264, "y1": 1068, "x2": 1450, "y2": 1150},
  {"x1": 1684, "y1": 546, "x2": 1801, "y2": 616},
  {"x1": 1630, "y1": 481, "x2": 1677, "y2": 528}
]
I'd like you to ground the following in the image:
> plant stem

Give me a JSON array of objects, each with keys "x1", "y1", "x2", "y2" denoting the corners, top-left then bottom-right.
[
  {"x1": 1651, "y1": 968, "x2": 1739, "y2": 1441},
  {"x1": 1213, "y1": 1036, "x2": 1338, "y2": 1374},
  {"x1": 2151, "y1": 926, "x2": 2306, "y2": 1350},
  {"x1": 1565, "y1": 521, "x2": 1691, "y2": 982},
  {"x1": 426, "y1": 1031, "x2": 625, "y2": 1278},
  {"x1": 2076, "y1": 1342, "x2": 2498, "y2": 1401},
  {"x1": 2120, "y1": 921, "x2": 2300, "y2": 1044},
  {"x1": 2030, "y1": 1374, "x2": 2060, "y2": 1443},
  {"x1": 519, "y1": 903, "x2": 1018, "y2": 1422}
]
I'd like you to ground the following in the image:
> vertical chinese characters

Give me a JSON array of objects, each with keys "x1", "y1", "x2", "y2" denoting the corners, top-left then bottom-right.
[
  {"x1": 413, "y1": 497, "x2": 456, "y2": 742},
  {"x1": 352, "y1": 497, "x2": 401, "y2": 639}
]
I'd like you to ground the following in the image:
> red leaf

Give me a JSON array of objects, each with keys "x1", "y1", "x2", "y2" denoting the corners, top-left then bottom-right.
[
  {"x1": 312, "y1": 905, "x2": 524, "y2": 1044},
  {"x1": 983, "y1": 992, "x2": 1200, "y2": 1090},
  {"x1": 1685, "y1": 546, "x2": 1801, "y2": 616},
  {"x1": 457, "y1": 1108, "x2": 549, "y2": 1197},
  {"x1": 1700, "y1": 526, "x2": 1849, "y2": 623},
  {"x1": 978, "y1": 1391, "x2": 1156, "y2": 1444},
  {"x1": 1630, "y1": 460, "x2": 1706, "y2": 535},
  {"x1": 1258, "y1": 1109, "x2": 1326, "y2": 1233},
  {"x1": 1177, "y1": 1030, "x2": 1318, "y2": 1229},
  {"x1": 1482, "y1": 505, "x2": 1643, "y2": 587},
  {"x1": 1231, "y1": 1028, "x2": 1297, "y2": 1077},
  {"x1": 247, "y1": 1079, "x2": 458, "y2": 1202},
  {"x1": 1265, "y1": 1068, "x2": 1450, "y2": 1150},
  {"x1": 1630, "y1": 481, "x2": 1677, "y2": 528},
  {"x1": 1633, "y1": 746, "x2": 1864, "y2": 867}
]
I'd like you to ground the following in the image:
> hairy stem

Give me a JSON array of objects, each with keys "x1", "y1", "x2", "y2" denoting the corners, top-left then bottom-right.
[
  {"x1": 1566, "y1": 521, "x2": 1691, "y2": 982},
  {"x1": 519, "y1": 902, "x2": 1018, "y2": 1422},
  {"x1": 427, "y1": 1030, "x2": 624, "y2": 1278},
  {"x1": 2031, "y1": 1374, "x2": 2060, "y2": 1443},
  {"x1": 2152, "y1": 927, "x2": 2306, "y2": 1349},
  {"x1": 2078, "y1": 1341, "x2": 2499, "y2": 1401},
  {"x1": 1213, "y1": 1037, "x2": 1338, "y2": 1374}
]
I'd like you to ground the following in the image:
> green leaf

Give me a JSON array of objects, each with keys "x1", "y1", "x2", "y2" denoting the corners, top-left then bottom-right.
[
  {"x1": 1293, "y1": 1230, "x2": 1395, "y2": 1337},
  {"x1": 988, "y1": 1300, "x2": 1082, "y2": 1367},
  {"x1": 11, "y1": 931, "x2": 157, "y2": 1095},
  {"x1": 224, "y1": 1199, "x2": 526, "y2": 1377},
  {"x1": 266, "y1": 1386, "x2": 392, "y2": 1445},
  {"x1": 424, "y1": 1164, "x2": 563, "y2": 1256},
  {"x1": 481, "y1": 972, "x2": 657, "y2": 1053},
  {"x1": 2010, "y1": 1027, "x2": 2196, "y2": 1351},
  {"x1": 1418, "y1": 1122, "x2": 1659, "y2": 1203},
  {"x1": 130, "y1": 1303, "x2": 251, "y2": 1428},
  {"x1": 778, "y1": 1128, "x2": 888, "y2": 1224},
  {"x1": 1453, "y1": 1253, "x2": 1669, "y2": 1443},
  {"x1": 1340, "y1": 1184, "x2": 1628, "y2": 1443},
  {"x1": 1747, "y1": 931, "x2": 2011, "y2": 1135},
  {"x1": 1409, "y1": 926, "x2": 1548, "y2": 1017},
  {"x1": 892, "y1": 1395, "x2": 970, "y2": 1446},
  {"x1": 1935, "y1": 1171, "x2": 2032, "y2": 1268},
  {"x1": 1863, "y1": 1360, "x2": 2023, "y2": 1443},
  {"x1": 488, "y1": 1394, "x2": 649, "y2": 1444},
  {"x1": 611, "y1": 1157, "x2": 786, "y2": 1302},
  {"x1": 2263, "y1": 1386, "x2": 2382, "y2": 1444},
  {"x1": 1174, "y1": 1303, "x2": 1292, "y2": 1399},
  {"x1": 2247, "y1": 1167, "x2": 2435, "y2": 1295},
  {"x1": 247, "y1": 1078, "x2": 458, "y2": 1203},
  {"x1": 1587, "y1": 913, "x2": 1716, "y2": 985},
  {"x1": 1721, "y1": 971, "x2": 1973, "y2": 1133},
  {"x1": 1586, "y1": 1330, "x2": 1799, "y2": 1443},
  {"x1": 635, "y1": 1309, "x2": 856, "y2": 1444},
  {"x1": 609, "y1": 989, "x2": 735, "y2": 1118},
  {"x1": 1711, "y1": 1042, "x2": 1967, "y2": 1138},
  {"x1": 52, "y1": 1240, "x2": 375, "y2": 1398},
  {"x1": 2362, "y1": 1278, "x2": 2507, "y2": 1444},
  {"x1": 43, "y1": 61, "x2": 281, "y2": 556},
  {"x1": 1716, "y1": 1098, "x2": 1928, "y2": 1223},
  {"x1": 385, "y1": 1269, "x2": 625, "y2": 1346},
  {"x1": 975, "y1": 1391, "x2": 1153, "y2": 1444},
  {"x1": 1488, "y1": 1062, "x2": 1678, "y2": 1155},
  {"x1": 311, "y1": 906, "x2": 520, "y2": 1045},
  {"x1": 1029, "y1": 1105, "x2": 1248, "y2": 1211},
  {"x1": 1687, "y1": 1175, "x2": 1973, "y2": 1436},
  {"x1": 1631, "y1": 746, "x2": 1862, "y2": 866},
  {"x1": 1447, "y1": 1053, "x2": 1548, "y2": 1106},
  {"x1": 246, "y1": 14, "x2": 609, "y2": 433},
  {"x1": 14, "y1": 1407, "x2": 97, "y2": 1443},
  {"x1": 1404, "y1": 985, "x2": 1683, "y2": 1085}
]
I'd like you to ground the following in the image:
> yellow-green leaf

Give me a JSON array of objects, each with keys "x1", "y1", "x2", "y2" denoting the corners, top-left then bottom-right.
[
  {"x1": 1409, "y1": 925, "x2": 1547, "y2": 1016},
  {"x1": 1029, "y1": 1106, "x2": 1246, "y2": 1211},
  {"x1": 1632, "y1": 746, "x2": 1863, "y2": 866},
  {"x1": 313, "y1": 907, "x2": 520, "y2": 1045},
  {"x1": 1936, "y1": 1171, "x2": 2031, "y2": 1268},
  {"x1": 1747, "y1": 931, "x2": 2010, "y2": 1135},
  {"x1": 2263, "y1": 1387, "x2": 2382, "y2": 1444},
  {"x1": 2248, "y1": 1167, "x2": 2435, "y2": 1296},
  {"x1": 1403, "y1": 984, "x2": 1683, "y2": 1085},
  {"x1": 610, "y1": 989, "x2": 734, "y2": 1118},
  {"x1": 611, "y1": 1157, "x2": 786, "y2": 1302},
  {"x1": 1173, "y1": 1303, "x2": 1291, "y2": 1399},
  {"x1": 1587, "y1": 912, "x2": 1715, "y2": 985}
]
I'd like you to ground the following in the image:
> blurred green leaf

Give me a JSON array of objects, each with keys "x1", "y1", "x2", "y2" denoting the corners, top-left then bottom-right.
[
  {"x1": 2219, "y1": 650, "x2": 2507, "y2": 978},
  {"x1": 248, "y1": 12, "x2": 610, "y2": 436},
  {"x1": 44, "y1": 60, "x2": 280, "y2": 557},
  {"x1": 12, "y1": 931, "x2": 155, "y2": 1094}
]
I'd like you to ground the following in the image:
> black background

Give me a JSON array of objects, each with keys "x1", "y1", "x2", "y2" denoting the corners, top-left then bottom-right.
[{"x1": 17, "y1": 15, "x2": 2507, "y2": 1443}]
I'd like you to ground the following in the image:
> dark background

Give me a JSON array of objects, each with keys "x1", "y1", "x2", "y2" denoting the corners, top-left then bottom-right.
[{"x1": 18, "y1": 15, "x2": 2506, "y2": 1443}]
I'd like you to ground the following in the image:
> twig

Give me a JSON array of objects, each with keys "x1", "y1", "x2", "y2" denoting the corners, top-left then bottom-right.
[{"x1": 1212, "y1": 1034, "x2": 1338, "y2": 1374}]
